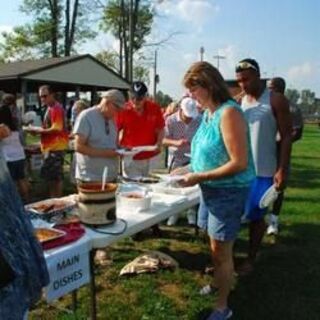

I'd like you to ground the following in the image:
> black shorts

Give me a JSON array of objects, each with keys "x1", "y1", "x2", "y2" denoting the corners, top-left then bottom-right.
[
  {"x1": 40, "y1": 151, "x2": 65, "y2": 181},
  {"x1": 7, "y1": 159, "x2": 26, "y2": 181}
]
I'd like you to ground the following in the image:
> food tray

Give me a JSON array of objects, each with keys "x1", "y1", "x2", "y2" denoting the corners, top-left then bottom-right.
[
  {"x1": 25, "y1": 198, "x2": 76, "y2": 217},
  {"x1": 34, "y1": 228, "x2": 66, "y2": 243}
]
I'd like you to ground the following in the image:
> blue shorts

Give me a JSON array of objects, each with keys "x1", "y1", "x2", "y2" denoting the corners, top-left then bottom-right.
[
  {"x1": 244, "y1": 177, "x2": 273, "y2": 221},
  {"x1": 198, "y1": 184, "x2": 250, "y2": 241}
]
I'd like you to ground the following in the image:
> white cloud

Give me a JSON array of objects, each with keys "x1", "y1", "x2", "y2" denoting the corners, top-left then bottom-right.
[
  {"x1": 287, "y1": 62, "x2": 314, "y2": 80},
  {"x1": 157, "y1": 0, "x2": 219, "y2": 28}
]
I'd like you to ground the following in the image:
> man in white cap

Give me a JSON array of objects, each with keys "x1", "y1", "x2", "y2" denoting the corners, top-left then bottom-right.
[
  {"x1": 163, "y1": 96, "x2": 201, "y2": 170},
  {"x1": 163, "y1": 96, "x2": 202, "y2": 225}
]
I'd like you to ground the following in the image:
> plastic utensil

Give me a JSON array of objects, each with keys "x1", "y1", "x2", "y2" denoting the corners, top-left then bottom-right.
[{"x1": 102, "y1": 166, "x2": 108, "y2": 191}]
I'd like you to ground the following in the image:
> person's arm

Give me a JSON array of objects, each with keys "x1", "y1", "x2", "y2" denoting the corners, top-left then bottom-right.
[
  {"x1": 271, "y1": 92, "x2": 292, "y2": 190},
  {"x1": 180, "y1": 107, "x2": 248, "y2": 186},
  {"x1": 0, "y1": 124, "x2": 10, "y2": 140},
  {"x1": 74, "y1": 133, "x2": 119, "y2": 158},
  {"x1": 162, "y1": 137, "x2": 189, "y2": 147}
]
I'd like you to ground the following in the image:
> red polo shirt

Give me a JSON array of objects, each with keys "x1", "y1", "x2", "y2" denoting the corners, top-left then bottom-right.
[{"x1": 116, "y1": 99, "x2": 165, "y2": 160}]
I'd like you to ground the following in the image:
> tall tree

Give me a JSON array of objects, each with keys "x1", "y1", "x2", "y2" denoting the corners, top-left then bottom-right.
[
  {"x1": 0, "y1": 0, "x2": 96, "y2": 61},
  {"x1": 96, "y1": 49, "x2": 150, "y2": 83},
  {"x1": 100, "y1": 0, "x2": 154, "y2": 81},
  {"x1": 285, "y1": 88, "x2": 300, "y2": 105}
]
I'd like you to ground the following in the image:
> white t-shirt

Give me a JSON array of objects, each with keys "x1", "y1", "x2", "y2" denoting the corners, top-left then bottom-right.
[
  {"x1": 73, "y1": 107, "x2": 118, "y2": 182},
  {"x1": 1, "y1": 131, "x2": 25, "y2": 162}
]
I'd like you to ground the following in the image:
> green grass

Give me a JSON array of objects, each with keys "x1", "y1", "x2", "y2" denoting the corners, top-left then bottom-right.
[{"x1": 30, "y1": 125, "x2": 320, "y2": 320}]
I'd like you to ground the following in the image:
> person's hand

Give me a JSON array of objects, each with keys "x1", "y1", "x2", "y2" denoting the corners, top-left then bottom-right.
[
  {"x1": 179, "y1": 172, "x2": 202, "y2": 187},
  {"x1": 175, "y1": 139, "x2": 189, "y2": 147},
  {"x1": 0, "y1": 124, "x2": 10, "y2": 139},
  {"x1": 170, "y1": 165, "x2": 190, "y2": 176},
  {"x1": 273, "y1": 168, "x2": 287, "y2": 191}
]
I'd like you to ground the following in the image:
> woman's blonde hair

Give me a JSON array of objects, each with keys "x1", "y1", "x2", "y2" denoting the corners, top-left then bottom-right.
[{"x1": 183, "y1": 61, "x2": 232, "y2": 105}]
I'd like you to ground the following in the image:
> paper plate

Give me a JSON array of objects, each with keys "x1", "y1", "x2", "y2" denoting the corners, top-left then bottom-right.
[
  {"x1": 132, "y1": 145, "x2": 158, "y2": 152},
  {"x1": 259, "y1": 185, "x2": 279, "y2": 209},
  {"x1": 161, "y1": 175, "x2": 185, "y2": 183},
  {"x1": 117, "y1": 149, "x2": 140, "y2": 157}
]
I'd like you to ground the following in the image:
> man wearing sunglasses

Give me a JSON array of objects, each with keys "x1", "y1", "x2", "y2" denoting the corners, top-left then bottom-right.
[
  {"x1": 27, "y1": 85, "x2": 69, "y2": 198},
  {"x1": 116, "y1": 81, "x2": 165, "y2": 178},
  {"x1": 235, "y1": 59, "x2": 292, "y2": 275}
]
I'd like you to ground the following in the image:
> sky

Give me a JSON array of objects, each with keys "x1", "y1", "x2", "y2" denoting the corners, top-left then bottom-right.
[{"x1": 0, "y1": 0, "x2": 319, "y2": 99}]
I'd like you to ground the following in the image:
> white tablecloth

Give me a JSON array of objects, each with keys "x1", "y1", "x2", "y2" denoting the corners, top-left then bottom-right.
[{"x1": 42, "y1": 188, "x2": 200, "y2": 301}]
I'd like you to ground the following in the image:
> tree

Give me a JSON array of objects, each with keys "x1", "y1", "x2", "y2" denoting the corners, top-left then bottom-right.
[
  {"x1": 155, "y1": 90, "x2": 172, "y2": 107},
  {"x1": 100, "y1": 0, "x2": 154, "y2": 81},
  {"x1": 96, "y1": 49, "x2": 150, "y2": 83},
  {"x1": 299, "y1": 89, "x2": 316, "y2": 115},
  {"x1": 285, "y1": 88, "x2": 300, "y2": 105},
  {"x1": 0, "y1": 0, "x2": 96, "y2": 61}
]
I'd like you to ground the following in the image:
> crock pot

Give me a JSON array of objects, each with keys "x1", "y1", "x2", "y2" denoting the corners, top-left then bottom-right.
[{"x1": 77, "y1": 182, "x2": 117, "y2": 225}]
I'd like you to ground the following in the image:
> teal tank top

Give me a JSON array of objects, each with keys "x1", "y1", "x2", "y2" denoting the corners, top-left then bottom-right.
[{"x1": 191, "y1": 100, "x2": 255, "y2": 188}]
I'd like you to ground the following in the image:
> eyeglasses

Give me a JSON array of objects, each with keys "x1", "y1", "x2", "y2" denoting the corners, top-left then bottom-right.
[
  {"x1": 235, "y1": 61, "x2": 259, "y2": 73},
  {"x1": 40, "y1": 94, "x2": 48, "y2": 98}
]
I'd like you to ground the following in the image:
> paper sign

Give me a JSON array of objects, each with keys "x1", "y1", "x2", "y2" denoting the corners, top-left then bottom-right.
[{"x1": 44, "y1": 240, "x2": 90, "y2": 302}]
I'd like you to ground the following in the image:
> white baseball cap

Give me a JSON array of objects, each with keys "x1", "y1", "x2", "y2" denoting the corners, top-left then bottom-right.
[{"x1": 180, "y1": 97, "x2": 199, "y2": 119}]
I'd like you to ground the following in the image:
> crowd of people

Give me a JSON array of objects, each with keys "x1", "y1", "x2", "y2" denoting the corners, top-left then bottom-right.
[{"x1": 0, "y1": 57, "x2": 303, "y2": 320}]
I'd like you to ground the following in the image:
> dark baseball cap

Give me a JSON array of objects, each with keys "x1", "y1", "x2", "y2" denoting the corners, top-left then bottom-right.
[{"x1": 131, "y1": 81, "x2": 148, "y2": 98}]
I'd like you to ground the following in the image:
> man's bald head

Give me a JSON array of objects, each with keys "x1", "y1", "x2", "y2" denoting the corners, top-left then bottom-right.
[{"x1": 268, "y1": 77, "x2": 286, "y2": 94}]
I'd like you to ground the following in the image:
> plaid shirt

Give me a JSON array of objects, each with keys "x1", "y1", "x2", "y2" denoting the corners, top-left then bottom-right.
[{"x1": 164, "y1": 111, "x2": 201, "y2": 168}]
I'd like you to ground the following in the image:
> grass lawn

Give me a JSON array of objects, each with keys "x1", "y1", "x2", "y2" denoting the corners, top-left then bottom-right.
[{"x1": 29, "y1": 124, "x2": 320, "y2": 320}]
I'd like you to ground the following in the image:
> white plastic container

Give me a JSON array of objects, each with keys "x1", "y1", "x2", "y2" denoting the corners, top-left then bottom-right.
[{"x1": 116, "y1": 184, "x2": 152, "y2": 212}]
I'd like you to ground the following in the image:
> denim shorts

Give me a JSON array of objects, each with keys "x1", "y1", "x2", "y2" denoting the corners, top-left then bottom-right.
[
  {"x1": 244, "y1": 176, "x2": 273, "y2": 221},
  {"x1": 198, "y1": 184, "x2": 250, "y2": 241}
]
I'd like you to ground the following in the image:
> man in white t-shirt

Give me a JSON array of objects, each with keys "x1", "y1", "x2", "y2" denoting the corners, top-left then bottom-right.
[{"x1": 73, "y1": 90, "x2": 126, "y2": 182}]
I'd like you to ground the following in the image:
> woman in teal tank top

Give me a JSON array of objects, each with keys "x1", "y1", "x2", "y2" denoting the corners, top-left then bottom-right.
[{"x1": 180, "y1": 62, "x2": 255, "y2": 320}]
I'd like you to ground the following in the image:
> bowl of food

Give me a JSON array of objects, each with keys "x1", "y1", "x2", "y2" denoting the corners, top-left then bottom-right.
[{"x1": 116, "y1": 188, "x2": 152, "y2": 212}]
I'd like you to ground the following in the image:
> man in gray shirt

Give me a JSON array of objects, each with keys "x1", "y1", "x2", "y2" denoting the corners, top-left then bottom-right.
[{"x1": 73, "y1": 90, "x2": 126, "y2": 182}]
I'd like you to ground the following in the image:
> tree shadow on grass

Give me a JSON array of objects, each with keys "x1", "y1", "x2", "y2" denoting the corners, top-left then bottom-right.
[{"x1": 230, "y1": 223, "x2": 320, "y2": 320}]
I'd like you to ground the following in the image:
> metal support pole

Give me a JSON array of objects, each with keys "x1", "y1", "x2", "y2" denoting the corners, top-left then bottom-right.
[
  {"x1": 71, "y1": 290, "x2": 78, "y2": 314},
  {"x1": 89, "y1": 250, "x2": 97, "y2": 320},
  {"x1": 21, "y1": 80, "x2": 28, "y2": 114}
]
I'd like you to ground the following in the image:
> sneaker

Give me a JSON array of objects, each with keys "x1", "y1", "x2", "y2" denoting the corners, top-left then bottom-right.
[
  {"x1": 206, "y1": 308, "x2": 233, "y2": 320},
  {"x1": 167, "y1": 214, "x2": 179, "y2": 226},
  {"x1": 187, "y1": 209, "x2": 196, "y2": 225},
  {"x1": 199, "y1": 284, "x2": 218, "y2": 295},
  {"x1": 267, "y1": 214, "x2": 279, "y2": 235}
]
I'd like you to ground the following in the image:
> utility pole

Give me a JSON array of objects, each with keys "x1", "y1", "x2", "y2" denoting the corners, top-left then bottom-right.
[
  {"x1": 200, "y1": 46, "x2": 205, "y2": 61},
  {"x1": 153, "y1": 49, "x2": 159, "y2": 100},
  {"x1": 128, "y1": 0, "x2": 134, "y2": 83},
  {"x1": 213, "y1": 54, "x2": 226, "y2": 70}
]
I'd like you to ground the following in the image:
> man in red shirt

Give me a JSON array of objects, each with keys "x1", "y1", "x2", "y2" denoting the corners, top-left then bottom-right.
[
  {"x1": 116, "y1": 81, "x2": 165, "y2": 178},
  {"x1": 27, "y1": 85, "x2": 68, "y2": 198}
]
